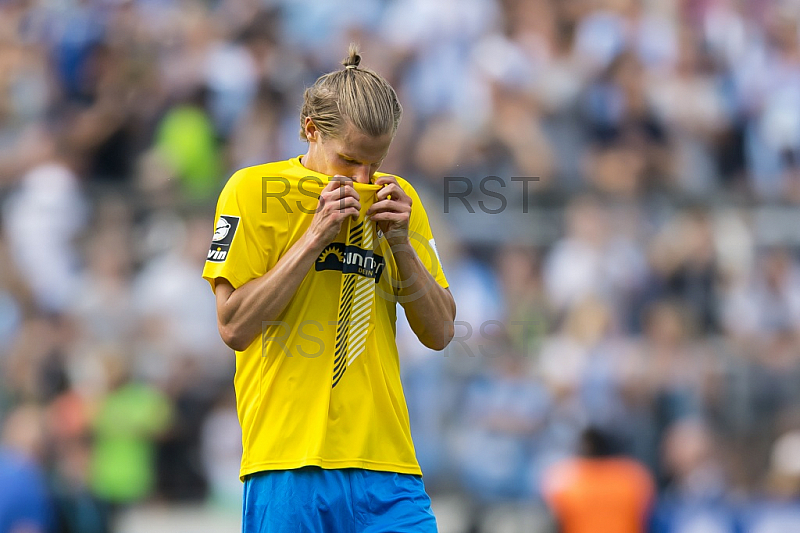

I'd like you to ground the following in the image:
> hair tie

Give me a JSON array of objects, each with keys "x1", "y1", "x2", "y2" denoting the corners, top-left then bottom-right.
[{"x1": 346, "y1": 65, "x2": 357, "y2": 69}]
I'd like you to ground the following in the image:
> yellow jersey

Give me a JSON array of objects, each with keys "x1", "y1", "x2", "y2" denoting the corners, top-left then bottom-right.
[{"x1": 202, "y1": 156, "x2": 448, "y2": 480}]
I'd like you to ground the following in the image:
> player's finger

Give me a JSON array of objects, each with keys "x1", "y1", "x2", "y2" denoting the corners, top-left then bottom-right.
[
  {"x1": 331, "y1": 174, "x2": 354, "y2": 187},
  {"x1": 376, "y1": 183, "x2": 404, "y2": 202},
  {"x1": 321, "y1": 187, "x2": 360, "y2": 207},
  {"x1": 367, "y1": 199, "x2": 409, "y2": 217},
  {"x1": 334, "y1": 206, "x2": 360, "y2": 220},
  {"x1": 324, "y1": 175, "x2": 353, "y2": 191},
  {"x1": 324, "y1": 179, "x2": 343, "y2": 191},
  {"x1": 334, "y1": 184, "x2": 360, "y2": 201},
  {"x1": 332, "y1": 197, "x2": 360, "y2": 213},
  {"x1": 368, "y1": 211, "x2": 408, "y2": 223},
  {"x1": 373, "y1": 175, "x2": 398, "y2": 187}
]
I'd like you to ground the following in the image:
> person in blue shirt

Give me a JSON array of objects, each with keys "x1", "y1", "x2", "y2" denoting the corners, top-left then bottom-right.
[{"x1": 0, "y1": 405, "x2": 56, "y2": 533}]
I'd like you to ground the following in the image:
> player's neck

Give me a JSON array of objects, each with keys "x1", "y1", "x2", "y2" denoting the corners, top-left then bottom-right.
[{"x1": 300, "y1": 150, "x2": 324, "y2": 176}]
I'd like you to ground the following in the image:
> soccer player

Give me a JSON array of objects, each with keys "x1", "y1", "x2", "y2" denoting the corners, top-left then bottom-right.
[{"x1": 203, "y1": 45, "x2": 456, "y2": 532}]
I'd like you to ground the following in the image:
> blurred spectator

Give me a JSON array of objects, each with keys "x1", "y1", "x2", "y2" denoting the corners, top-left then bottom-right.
[
  {"x1": 453, "y1": 345, "x2": 551, "y2": 507},
  {"x1": 766, "y1": 429, "x2": 800, "y2": 499},
  {"x1": 132, "y1": 213, "x2": 229, "y2": 380},
  {"x1": 541, "y1": 426, "x2": 655, "y2": 533},
  {"x1": 495, "y1": 244, "x2": 548, "y2": 358},
  {"x1": 581, "y1": 51, "x2": 670, "y2": 195},
  {"x1": 68, "y1": 199, "x2": 136, "y2": 347},
  {"x1": 722, "y1": 246, "x2": 800, "y2": 336},
  {"x1": 543, "y1": 196, "x2": 646, "y2": 315},
  {"x1": 651, "y1": 418, "x2": 735, "y2": 533},
  {"x1": 641, "y1": 210, "x2": 719, "y2": 333},
  {"x1": 200, "y1": 389, "x2": 241, "y2": 512},
  {"x1": 154, "y1": 88, "x2": 222, "y2": 203},
  {"x1": 661, "y1": 418, "x2": 727, "y2": 501},
  {"x1": 634, "y1": 301, "x2": 712, "y2": 452},
  {"x1": 0, "y1": 404, "x2": 56, "y2": 533},
  {"x1": 741, "y1": 429, "x2": 800, "y2": 532},
  {"x1": 47, "y1": 390, "x2": 110, "y2": 533},
  {"x1": 89, "y1": 355, "x2": 172, "y2": 508},
  {"x1": 228, "y1": 82, "x2": 287, "y2": 169},
  {"x1": 2, "y1": 128, "x2": 88, "y2": 314}
]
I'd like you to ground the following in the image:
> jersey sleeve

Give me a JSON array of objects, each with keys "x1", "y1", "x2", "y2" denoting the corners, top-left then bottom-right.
[
  {"x1": 400, "y1": 179, "x2": 449, "y2": 290},
  {"x1": 202, "y1": 170, "x2": 270, "y2": 292}
]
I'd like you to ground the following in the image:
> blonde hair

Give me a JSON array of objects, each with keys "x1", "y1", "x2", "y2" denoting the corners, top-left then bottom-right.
[{"x1": 300, "y1": 44, "x2": 402, "y2": 140}]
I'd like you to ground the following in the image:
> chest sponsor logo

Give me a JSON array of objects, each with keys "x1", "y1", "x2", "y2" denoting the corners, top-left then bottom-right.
[
  {"x1": 207, "y1": 215, "x2": 240, "y2": 263},
  {"x1": 316, "y1": 243, "x2": 385, "y2": 281}
]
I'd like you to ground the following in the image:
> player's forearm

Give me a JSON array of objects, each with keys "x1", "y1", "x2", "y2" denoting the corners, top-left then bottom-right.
[
  {"x1": 391, "y1": 239, "x2": 456, "y2": 350},
  {"x1": 218, "y1": 232, "x2": 326, "y2": 351}
]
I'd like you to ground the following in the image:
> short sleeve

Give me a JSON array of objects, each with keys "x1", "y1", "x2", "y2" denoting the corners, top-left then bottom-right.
[
  {"x1": 202, "y1": 170, "x2": 269, "y2": 292},
  {"x1": 401, "y1": 179, "x2": 449, "y2": 290}
]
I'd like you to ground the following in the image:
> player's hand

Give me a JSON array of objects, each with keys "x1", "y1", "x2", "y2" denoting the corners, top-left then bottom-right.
[
  {"x1": 308, "y1": 175, "x2": 361, "y2": 247},
  {"x1": 367, "y1": 175, "x2": 411, "y2": 245}
]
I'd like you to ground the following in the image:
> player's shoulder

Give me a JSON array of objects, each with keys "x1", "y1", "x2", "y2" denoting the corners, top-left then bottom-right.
[
  {"x1": 218, "y1": 160, "x2": 299, "y2": 209},
  {"x1": 225, "y1": 160, "x2": 295, "y2": 189}
]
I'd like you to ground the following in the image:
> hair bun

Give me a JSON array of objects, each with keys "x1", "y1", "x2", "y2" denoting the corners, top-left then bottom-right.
[{"x1": 342, "y1": 43, "x2": 361, "y2": 70}]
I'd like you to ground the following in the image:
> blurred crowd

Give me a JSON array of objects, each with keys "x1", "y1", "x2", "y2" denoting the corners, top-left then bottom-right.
[{"x1": 2, "y1": 0, "x2": 800, "y2": 532}]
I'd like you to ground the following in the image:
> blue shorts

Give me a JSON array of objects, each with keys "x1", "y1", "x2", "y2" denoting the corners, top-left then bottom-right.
[{"x1": 242, "y1": 467, "x2": 438, "y2": 532}]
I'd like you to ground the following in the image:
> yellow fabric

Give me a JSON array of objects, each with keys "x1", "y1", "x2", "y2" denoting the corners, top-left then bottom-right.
[{"x1": 202, "y1": 156, "x2": 448, "y2": 480}]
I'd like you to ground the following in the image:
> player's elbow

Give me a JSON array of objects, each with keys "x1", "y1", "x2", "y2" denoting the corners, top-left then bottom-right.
[
  {"x1": 422, "y1": 336, "x2": 452, "y2": 352},
  {"x1": 218, "y1": 323, "x2": 253, "y2": 352},
  {"x1": 421, "y1": 321, "x2": 455, "y2": 351},
  {"x1": 424, "y1": 291, "x2": 456, "y2": 351}
]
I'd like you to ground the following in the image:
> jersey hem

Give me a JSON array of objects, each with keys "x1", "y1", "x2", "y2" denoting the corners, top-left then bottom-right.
[{"x1": 239, "y1": 459, "x2": 423, "y2": 481}]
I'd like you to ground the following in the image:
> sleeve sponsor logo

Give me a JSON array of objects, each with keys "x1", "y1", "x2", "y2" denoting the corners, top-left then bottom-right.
[
  {"x1": 207, "y1": 215, "x2": 240, "y2": 263},
  {"x1": 212, "y1": 218, "x2": 232, "y2": 241}
]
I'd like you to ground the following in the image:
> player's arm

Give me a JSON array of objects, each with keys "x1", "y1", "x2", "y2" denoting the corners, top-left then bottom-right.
[
  {"x1": 215, "y1": 177, "x2": 360, "y2": 351},
  {"x1": 393, "y1": 251, "x2": 456, "y2": 351},
  {"x1": 367, "y1": 176, "x2": 456, "y2": 351}
]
